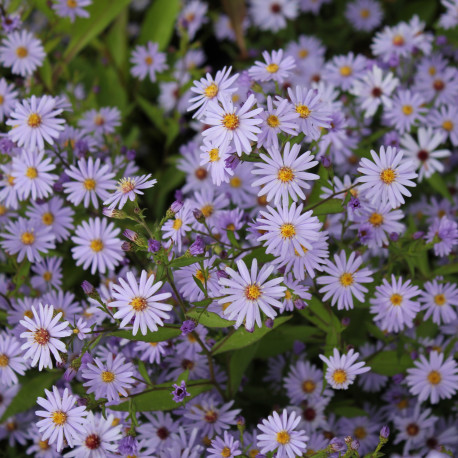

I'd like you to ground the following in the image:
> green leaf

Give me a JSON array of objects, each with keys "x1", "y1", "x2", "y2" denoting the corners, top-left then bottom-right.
[
  {"x1": 212, "y1": 315, "x2": 292, "y2": 355},
  {"x1": 1, "y1": 371, "x2": 61, "y2": 421},
  {"x1": 169, "y1": 256, "x2": 206, "y2": 268},
  {"x1": 309, "y1": 198, "x2": 344, "y2": 216},
  {"x1": 306, "y1": 164, "x2": 329, "y2": 206},
  {"x1": 136, "y1": 95, "x2": 166, "y2": 133},
  {"x1": 63, "y1": 0, "x2": 131, "y2": 62},
  {"x1": 138, "y1": 0, "x2": 180, "y2": 49},
  {"x1": 427, "y1": 173, "x2": 453, "y2": 202},
  {"x1": 137, "y1": 360, "x2": 152, "y2": 385},
  {"x1": 110, "y1": 325, "x2": 181, "y2": 342},
  {"x1": 186, "y1": 309, "x2": 235, "y2": 328},
  {"x1": 227, "y1": 343, "x2": 259, "y2": 397},
  {"x1": 110, "y1": 380, "x2": 213, "y2": 412},
  {"x1": 106, "y1": 8, "x2": 129, "y2": 69},
  {"x1": 434, "y1": 263, "x2": 458, "y2": 276},
  {"x1": 368, "y1": 351, "x2": 413, "y2": 376},
  {"x1": 242, "y1": 246, "x2": 275, "y2": 266},
  {"x1": 333, "y1": 406, "x2": 368, "y2": 418}
]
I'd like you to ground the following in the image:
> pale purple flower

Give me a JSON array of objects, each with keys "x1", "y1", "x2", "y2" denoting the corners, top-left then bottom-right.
[
  {"x1": 0, "y1": 77, "x2": 18, "y2": 122},
  {"x1": 172, "y1": 381, "x2": 191, "y2": 403},
  {"x1": 52, "y1": 0, "x2": 92, "y2": 22},
  {"x1": 249, "y1": 49, "x2": 296, "y2": 83},
  {"x1": 130, "y1": 41, "x2": 168, "y2": 82},
  {"x1": 425, "y1": 216, "x2": 458, "y2": 257}
]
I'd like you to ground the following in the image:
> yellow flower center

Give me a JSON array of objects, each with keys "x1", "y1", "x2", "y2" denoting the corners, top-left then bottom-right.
[
  {"x1": 7, "y1": 175, "x2": 15, "y2": 186},
  {"x1": 0, "y1": 205, "x2": 6, "y2": 216},
  {"x1": 221, "y1": 447, "x2": 231, "y2": 457},
  {"x1": 276, "y1": 430, "x2": 290, "y2": 445},
  {"x1": 67, "y1": 0, "x2": 78, "y2": 7},
  {"x1": 369, "y1": 212, "x2": 383, "y2": 227},
  {"x1": 434, "y1": 294, "x2": 446, "y2": 306},
  {"x1": 380, "y1": 168, "x2": 396, "y2": 184},
  {"x1": 173, "y1": 218, "x2": 183, "y2": 230},
  {"x1": 101, "y1": 371, "x2": 115, "y2": 383},
  {"x1": 302, "y1": 379, "x2": 316, "y2": 393},
  {"x1": 90, "y1": 239, "x2": 104, "y2": 252},
  {"x1": 267, "y1": 114, "x2": 280, "y2": 127},
  {"x1": 51, "y1": 411, "x2": 67, "y2": 426},
  {"x1": 27, "y1": 113, "x2": 42, "y2": 128},
  {"x1": 195, "y1": 270, "x2": 206, "y2": 284},
  {"x1": 249, "y1": 450, "x2": 260, "y2": 458},
  {"x1": 428, "y1": 66, "x2": 436, "y2": 76},
  {"x1": 34, "y1": 328, "x2": 50, "y2": 345},
  {"x1": 222, "y1": 113, "x2": 240, "y2": 130},
  {"x1": 427, "y1": 370, "x2": 441, "y2": 385},
  {"x1": 390, "y1": 293, "x2": 403, "y2": 306},
  {"x1": 232, "y1": 94, "x2": 240, "y2": 103},
  {"x1": 298, "y1": 49, "x2": 309, "y2": 58},
  {"x1": 38, "y1": 440, "x2": 50, "y2": 450},
  {"x1": 354, "y1": 426, "x2": 367, "y2": 439},
  {"x1": 340, "y1": 65, "x2": 352, "y2": 76},
  {"x1": 402, "y1": 105, "x2": 413, "y2": 115},
  {"x1": 130, "y1": 296, "x2": 148, "y2": 312},
  {"x1": 280, "y1": 223, "x2": 296, "y2": 238},
  {"x1": 227, "y1": 223, "x2": 235, "y2": 231},
  {"x1": 339, "y1": 272, "x2": 354, "y2": 287},
  {"x1": 201, "y1": 204, "x2": 214, "y2": 218},
  {"x1": 392, "y1": 34, "x2": 405, "y2": 46},
  {"x1": 230, "y1": 176, "x2": 241, "y2": 188},
  {"x1": 21, "y1": 232, "x2": 35, "y2": 245},
  {"x1": 0, "y1": 354, "x2": 9, "y2": 367},
  {"x1": 94, "y1": 114, "x2": 105, "y2": 126},
  {"x1": 16, "y1": 46, "x2": 28, "y2": 58},
  {"x1": 285, "y1": 290, "x2": 292, "y2": 300},
  {"x1": 442, "y1": 120, "x2": 453, "y2": 131},
  {"x1": 24, "y1": 310, "x2": 33, "y2": 319},
  {"x1": 332, "y1": 369, "x2": 347, "y2": 384},
  {"x1": 26, "y1": 167, "x2": 38, "y2": 179},
  {"x1": 296, "y1": 104, "x2": 311, "y2": 118},
  {"x1": 359, "y1": 8, "x2": 370, "y2": 18},
  {"x1": 84, "y1": 178, "x2": 96, "y2": 191},
  {"x1": 204, "y1": 83, "x2": 218, "y2": 98},
  {"x1": 209, "y1": 148, "x2": 219, "y2": 162},
  {"x1": 245, "y1": 284, "x2": 261, "y2": 301},
  {"x1": 119, "y1": 178, "x2": 136, "y2": 194},
  {"x1": 42, "y1": 212, "x2": 54, "y2": 225},
  {"x1": 277, "y1": 166, "x2": 294, "y2": 183},
  {"x1": 0, "y1": 95, "x2": 4, "y2": 105},
  {"x1": 43, "y1": 271, "x2": 53, "y2": 282},
  {"x1": 144, "y1": 56, "x2": 153, "y2": 65},
  {"x1": 266, "y1": 63, "x2": 279, "y2": 73}
]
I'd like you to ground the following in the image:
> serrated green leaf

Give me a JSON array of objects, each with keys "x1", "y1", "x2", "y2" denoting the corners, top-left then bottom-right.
[
  {"x1": 186, "y1": 309, "x2": 235, "y2": 328},
  {"x1": 1, "y1": 371, "x2": 61, "y2": 421},
  {"x1": 110, "y1": 379, "x2": 213, "y2": 412},
  {"x1": 138, "y1": 0, "x2": 180, "y2": 49},
  {"x1": 110, "y1": 325, "x2": 181, "y2": 342},
  {"x1": 212, "y1": 315, "x2": 292, "y2": 355}
]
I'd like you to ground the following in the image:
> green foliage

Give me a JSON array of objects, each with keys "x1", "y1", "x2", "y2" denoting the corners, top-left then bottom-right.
[
  {"x1": 186, "y1": 309, "x2": 236, "y2": 328},
  {"x1": 110, "y1": 325, "x2": 181, "y2": 342},
  {"x1": 369, "y1": 351, "x2": 414, "y2": 376}
]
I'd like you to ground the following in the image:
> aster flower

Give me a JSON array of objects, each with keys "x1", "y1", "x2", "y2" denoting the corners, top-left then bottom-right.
[
  {"x1": 130, "y1": 41, "x2": 168, "y2": 83},
  {"x1": 0, "y1": 78, "x2": 18, "y2": 122},
  {"x1": 103, "y1": 174, "x2": 157, "y2": 210},
  {"x1": 161, "y1": 427, "x2": 204, "y2": 458},
  {"x1": 317, "y1": 251, "x2": 373, "y2": 310},
  {"x1": 400, "y1": 127, "x2": 451, "y2": 181},
  {"x1": 370, "y1": 275, "x2": 421, "y2": 333},
  {"x1": 249, "y1": 0, "x2": 299, "y2": 32},
  {"x1": 218, "y1": 258, "x2": 286, "y2": 331},
  {"x1": 161, "y1": 202, "x2": 193, "y2": 253},
  {"x1": 110, "y1": 270, "x2": 172, "y2": 336},
  {"x1": 323, "y1": 52, "x2": 368, "y2": 91},
  {"x1": 439, "y1": 0, "x2": 458, "y2": 29},
  {"x1": 71, "y1": 317, "x2": 91, "y2": 340},
  {"x1": 199, "y1": 140, "x2": 233, "y2": 186},
  {"x1": 319, "y1": 348, "x2": 370, "y2": 390},
  {"x1": 0, "y1": 30, "x2": 45, "y2": 77},
  {"x1": 183, "y1": 394, "x2": 240, "y2": 438},
  {"x1": 11, "y1": 149, "x2": 58, "y2": 201},
  {"x1": 82, "y1": 353, "x2": 134, "y2": 402},
  {"x1": 1, "y1": 217, "x2": 55, "y2": 263},
  {"x1": 202, "y1": 94, "x2": 263, "y2": 156},
  {"x1": 207, "y1": 431, "x2": 242, "y2": 458},
  {"x1": 419, "y1": 279, "x2": 458, "y2": 325},
  {"x1": 7, "y1": 95, "x2": 65, "y2": 150},
  {"x1": 171, "y1": 380, "x2": 191, "y2": 403},
  {"x1": 425, "y1": 216, "x2": 458, "y2": 257},
  {"x1": 345, "y1": 0, "x2": 383, "y2": 32},
  {"x1": 52, "y1": 0, "x2": 92, "y2": 22},
  {"x1": 43, "y1": 289, "x2": 82, "y2": 321},
  {"x1": 31, "y1": 256, "x2": 63, "y2": 291},
  {"x1": 406, "y1": 351, "x2": 458, "y2": 404},
  {"x1": 71, "y1": 217, "x2": 123, "y2": 275},
  {"x1": 257, "y1": 202, "x2": 322, "y2": 260},
  {"x1": 249, "y1": 49, "x2": 296, "y2": 83},
  {"x1": 257, "y1": 409, "x2": 308, "y2": 458},
  {"x1": 415, "y1": 66, "x2": 458, "y2": 106},
  {"x1": 350, "y1": 66, "x2": 399, "y2": 118},
  {"x1": 19, "y1": 303, "x2": 71, "y2": 370},
  {"x1": 188, "y1": 66, "x2": 239, "y2": 120},
  {"x1": 252, "y1": 142, "x2": 319, "y2": 206},
  {"x1": 429, "y1": 104, "x2": 458, "y2": 146},
  {"x1": 257, "y1": 97, "x2": 299, "y2": 149},
  {"x1": 356, "y1": 146, "x2": 417, "y2": 209},
  {"x1": 177, "y1": 0, "x2": 208, "y2": 40},
  {"x1": 286, "y1": 35, "x2": 326, "y2": 69},
  {"x1": 26, "y1": 197, "x2": 75, "y2": 243},
  {"x1": 300, "y1": 0, "x2": 332, "y2": 14},
  {"x1": 65, "y1": 411, "x2": 122, "y2": 457},
  {"x1": 63, "y1": 157, "x2": 116, "y2": 209},
  {"x1": 0, "y1": 162, "x2": 19, "y2": 209},
  {"x1": 0, "y1": 333, "x2": 26, "y2": 386},
  {"x1": 287, "y1": 86, "x2": 331, "y2": 140},
  {"x1": 35, "y1": 386, "x2": 87, "y2": 452},
  {"x1": 78, "y1": 107, "x2": 121, "y2": 135},
  {"x1": 137, "y1": 411, "x2": 180, "y2": 454}
]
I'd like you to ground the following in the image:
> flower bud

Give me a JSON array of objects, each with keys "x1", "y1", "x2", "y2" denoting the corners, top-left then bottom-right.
[
  {"x1": 148, "y1": 239, "x2": 161, "y2": 253},
  {"x1": 380, "y1": 425, "x2": 390, "y2": 439},
  {"x1": 81, "y1": 280, "x2": 95, "y2": 295}
]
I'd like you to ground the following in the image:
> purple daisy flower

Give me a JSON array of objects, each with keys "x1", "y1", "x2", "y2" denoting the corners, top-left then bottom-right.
[
  {"x1": 207, "y1": 431, "x2": 242, "y2": 458},
  {"x1": 419, "y1": 278, "x2": 458, "y2": 325},
  {"x1": 0, "y1": 78, "x2": 18, "y2": 122},
  {"x1": 78, "y1": 107, "x2": 121, "y2": 135},
  {"x1": 130, "y1": 41, "x2": 168, "y2": 83},
  {"x1": 345, "y1": 0, "x2": 383, "y2": 32},
  {"x1": 52, "y1": 0, "x2": 92, "y2": 22},
  {"x1": 249, "y1": 49, "x2": 296, "y2": 83},
  {"x1": 425, "y1": 216, "x2": 458, "y2": 257}
]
